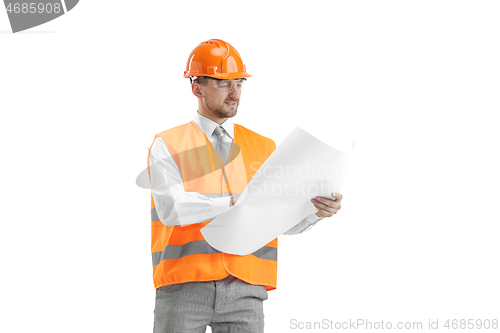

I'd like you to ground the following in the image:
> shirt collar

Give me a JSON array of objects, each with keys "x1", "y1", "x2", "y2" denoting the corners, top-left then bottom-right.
[{"x1": 193, "y1": 112, "x2": 234, "y2": 140}]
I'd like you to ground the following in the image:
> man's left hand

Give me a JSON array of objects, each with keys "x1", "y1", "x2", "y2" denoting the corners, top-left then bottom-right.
[{"x1": 312, "y1": 193, "x2": 343, "y2": 218}]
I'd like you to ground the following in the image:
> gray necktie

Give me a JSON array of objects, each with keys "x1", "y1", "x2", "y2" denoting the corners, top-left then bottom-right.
[{"x1": 213, "y1": 126, "x2": 230, "y2": 164}]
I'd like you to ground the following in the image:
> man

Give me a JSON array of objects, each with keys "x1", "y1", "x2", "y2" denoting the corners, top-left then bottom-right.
[{"x1": 148, "y1": 39, "x2": 343, "y2": 333}]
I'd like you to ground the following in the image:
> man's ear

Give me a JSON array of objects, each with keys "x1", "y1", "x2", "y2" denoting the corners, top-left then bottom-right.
[{"x1": 192, "y1": 82, "x2": 203, "y2": 98}]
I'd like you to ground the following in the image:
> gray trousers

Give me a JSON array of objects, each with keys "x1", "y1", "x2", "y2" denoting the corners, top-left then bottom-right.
[{"x1": 153, "y1": 275, "x2": 268, "y2": 333}]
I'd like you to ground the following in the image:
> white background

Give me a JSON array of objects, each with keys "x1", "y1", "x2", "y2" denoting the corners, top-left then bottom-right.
[{"x1": 1, "y1": 1, "x2": 499, "y2": 332}]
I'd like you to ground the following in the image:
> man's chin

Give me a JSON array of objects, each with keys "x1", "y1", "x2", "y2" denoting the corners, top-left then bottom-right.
[
  {"x1": 223, "y1": 112, "x2": 237, "y2": 119},
  {"x1": 222, "y1": 106, "x2": 238, "y2": 117}
]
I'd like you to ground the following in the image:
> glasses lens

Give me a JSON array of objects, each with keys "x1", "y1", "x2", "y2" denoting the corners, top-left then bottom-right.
[{"x1": 213, "y1": 79, "x2": 245, "y2": 91}]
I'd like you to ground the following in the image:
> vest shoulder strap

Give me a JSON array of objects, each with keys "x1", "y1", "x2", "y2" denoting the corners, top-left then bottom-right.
[
  {"x1": 234, "y1": 123, "x2": 276, "y2": 153},
  {"x1": 158, "y1": 122, "x2": 193, "y2": 146}
]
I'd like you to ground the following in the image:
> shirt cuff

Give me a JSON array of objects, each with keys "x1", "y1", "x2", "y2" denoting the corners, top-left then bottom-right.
[
  {"x1": 211, "y1": 197, "x2": 232, "y2": 217},
  {"x1": 304, "y1": 213, "x2": 324, "y2": 224},
  {"x1": 301, "y1": 214, "x2": 322, "y2": 233}
]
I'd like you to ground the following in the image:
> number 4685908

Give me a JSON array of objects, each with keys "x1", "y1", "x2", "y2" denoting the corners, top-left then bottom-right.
[
  {"x1": 444, "y1": 319, "x2": 498, "y2": 330},
  {"x1": 6, "y1": 2, "x2": 62, "y2": 14}
]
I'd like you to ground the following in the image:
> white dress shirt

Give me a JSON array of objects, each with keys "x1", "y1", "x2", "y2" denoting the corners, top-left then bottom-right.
[{"x1": 149, "y1": 112, "x2": 322, "y2": 235}]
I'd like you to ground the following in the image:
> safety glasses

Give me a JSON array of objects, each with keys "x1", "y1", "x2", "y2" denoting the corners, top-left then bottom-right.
[
  {"x1": 194, "y1": 77, "x2": 246, "y2": 92},
  {"x1": 211, "y1": 78, "x2": 246, "y2": 92}
]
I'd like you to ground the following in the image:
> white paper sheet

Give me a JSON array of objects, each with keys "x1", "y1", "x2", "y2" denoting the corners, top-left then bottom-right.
[{"x1": 200, "y1": 127, "x2": 354, "y2": 255}]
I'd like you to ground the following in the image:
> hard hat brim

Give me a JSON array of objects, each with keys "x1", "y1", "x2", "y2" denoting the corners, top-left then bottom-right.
[{"x1": 184, "y1": 71, "x2": 252, "y2": 80}]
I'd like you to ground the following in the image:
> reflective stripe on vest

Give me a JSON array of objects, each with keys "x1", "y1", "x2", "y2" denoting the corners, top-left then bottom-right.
[{"x1": 152, "y1": 240, "x2": 277, "y2": 266}]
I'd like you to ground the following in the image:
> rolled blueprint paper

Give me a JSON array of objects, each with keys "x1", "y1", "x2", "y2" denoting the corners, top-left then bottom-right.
[{"x1": 201, "y1": 127, "x2": 354, "y2": 255}]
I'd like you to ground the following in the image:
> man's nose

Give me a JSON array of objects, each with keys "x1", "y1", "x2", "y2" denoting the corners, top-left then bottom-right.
[{"x1": 228, "y1": 85, "x2": 240, "y2": 98}]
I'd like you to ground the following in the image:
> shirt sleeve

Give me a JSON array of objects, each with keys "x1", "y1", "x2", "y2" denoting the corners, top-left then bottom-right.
[
  {"x1": 149, "y1": 136, "x2": 232, "y2": 226},
  {"x1": 283, "y1": 214, "x2": 323, "y2": 235}
]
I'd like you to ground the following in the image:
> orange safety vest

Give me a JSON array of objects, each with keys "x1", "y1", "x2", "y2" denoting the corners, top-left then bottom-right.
[{"x1": 147, "y1": 121, "x2": 278, "y2": 291}]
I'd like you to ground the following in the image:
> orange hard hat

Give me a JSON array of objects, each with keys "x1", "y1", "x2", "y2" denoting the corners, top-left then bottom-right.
[{"x1": 184, "y1": 39, "x2": 251, "y2": 80}]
